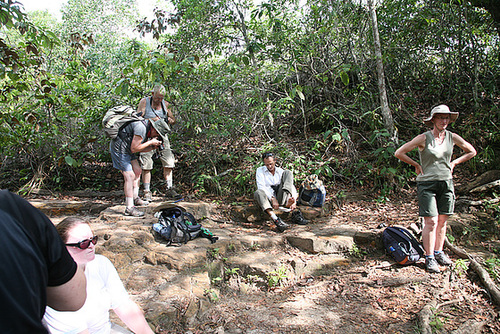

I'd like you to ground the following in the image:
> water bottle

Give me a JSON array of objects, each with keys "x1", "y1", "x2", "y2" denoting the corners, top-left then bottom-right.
[
  {"x1": 389, "y1": 246, "x2": 395, "y2": 252},
  {"x1": 152, "y1": 223, "x2": 165, "y2": 234}
]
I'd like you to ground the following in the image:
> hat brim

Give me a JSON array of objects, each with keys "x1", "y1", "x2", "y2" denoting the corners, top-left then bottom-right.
[
  {"x1": 423, "y1": 112, "x2": 458, "y2": 127},
  {"x1": 150, "y1": 119, "x2": 170, "y2": 139},
  {"x1": 153, "y1": 203, "x2": 186, "y2": 213}
]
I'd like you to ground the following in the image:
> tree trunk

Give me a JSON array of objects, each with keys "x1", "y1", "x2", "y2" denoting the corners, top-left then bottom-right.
[{"x1": 367, "y1": 0, "x2": 396, "y2": 141}]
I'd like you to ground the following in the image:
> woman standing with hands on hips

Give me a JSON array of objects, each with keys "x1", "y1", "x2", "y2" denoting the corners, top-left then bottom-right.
[{"x1": 394, "y1": 105, "x2": 476, "y2": 273}]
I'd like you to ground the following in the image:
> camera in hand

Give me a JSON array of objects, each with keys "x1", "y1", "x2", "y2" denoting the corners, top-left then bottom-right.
[
  {"x1": 152, "y1": 137, "x2": 164, "y2": 160},
  {"x1": 158, "y1": 136, "x2": 164, "y2": 151}
]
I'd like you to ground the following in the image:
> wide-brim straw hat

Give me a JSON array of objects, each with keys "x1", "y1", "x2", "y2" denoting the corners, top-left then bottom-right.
[{"x1": 423, "y1": 104, "x2": 458, "y2": 127}]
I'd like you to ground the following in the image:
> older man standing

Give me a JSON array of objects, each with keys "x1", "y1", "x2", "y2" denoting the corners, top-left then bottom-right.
[
  {"x1": 254, "y1": 152, "x2": 309, "y2": 232},
  {"x1": 138, "y1": 84, "x2": 181, "y2": 200}
]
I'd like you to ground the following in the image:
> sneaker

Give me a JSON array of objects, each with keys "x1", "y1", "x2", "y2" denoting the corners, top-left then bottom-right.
[
  {"x1": 425, "y1": 257, "x2": 441, "y2": 273},
  {"x1": 143, "y1": 190, "x2": 153, "y2": 202},
  {"x1": 435, "y1": 252, "x2": 452, "y2": 266},
  {"x1": 274, "y1": 217, "x2": 289, "y2": 232},
  {"x1": 134, "y1": 197, "x2": 149, "y2": 206},
  {"x1": 124, "y1": 206, "x2": 145, "y2": 217},
  {"x1": 291, "y1": 210, "x2": 309, "y2": 225},
  {"x1": 165, "y1": 187, "x2": 182, "y2": 200}
]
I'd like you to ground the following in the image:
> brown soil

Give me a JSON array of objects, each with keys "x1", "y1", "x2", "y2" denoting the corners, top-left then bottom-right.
[
  {"x1": 26, "y1": 189, "x2": 500, "y2": 334},
  {"x1": 155, "y1": 194, "x2": 500, "y2": 334}
]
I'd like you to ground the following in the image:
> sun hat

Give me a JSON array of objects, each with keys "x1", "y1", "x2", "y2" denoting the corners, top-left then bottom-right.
[
  {"x1": 423, "y1": 105, "x2": 458, "y2": 127},
  {"x1": 150, "y1": 118, "x2": 171, "y2": 140}
]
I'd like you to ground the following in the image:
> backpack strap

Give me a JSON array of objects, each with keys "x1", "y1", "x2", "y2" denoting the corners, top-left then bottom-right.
[
  {"x1": 117, "y1": 119, "x2": 141, "y2": 140},
  {"x1": 148, "y1": 96, "x2": 170, "y2": 120}
]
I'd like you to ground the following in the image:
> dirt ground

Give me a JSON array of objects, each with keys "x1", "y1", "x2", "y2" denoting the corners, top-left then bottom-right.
[
  {"x1": 167, "y1": 196, "x2": 500, "y2": 334},
  {"x1": 26, "y1": 188, "x2": 500, "y2": 334}
]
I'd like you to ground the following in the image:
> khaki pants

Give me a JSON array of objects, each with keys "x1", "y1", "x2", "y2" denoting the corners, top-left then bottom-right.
[{"x1": 254, "y1": 170, "x2": 295, "y2": 212}]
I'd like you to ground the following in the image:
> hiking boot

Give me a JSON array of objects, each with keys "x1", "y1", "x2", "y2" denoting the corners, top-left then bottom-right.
[
  {"x1": 143, "y1": 190, "x2": 153, "y2": 202},
  {"x1": 133, "y1": 197, "x2": 149, "y2": 206},
  {"x1": 435, "y1": 252, "x2": 452, "y2": 266},
  {"x1": 291, "y1": 210, "x2": 309, "y2": 225},
  {"x1": 165, "y1": 187, "x2": 182, "y2": 200},
  {"x1": 425, "y1": 257, "x2": 441, "y2": 273},
  {"x1": 124, "y1": 206, "x2": 145, "y2": 217},
  {"x1": 274, "y1": 217, "x2": 289, "y2": 232}
]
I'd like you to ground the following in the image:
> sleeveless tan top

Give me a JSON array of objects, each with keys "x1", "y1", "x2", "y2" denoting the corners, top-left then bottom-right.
[{"x1": 416, "y1": 130, "x2": 454, "y2": 182}]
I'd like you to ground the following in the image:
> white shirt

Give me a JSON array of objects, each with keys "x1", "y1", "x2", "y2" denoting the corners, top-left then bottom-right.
[
  {"x1": 255, "y1": 165, "x2": 297, "y2": 200},
  {"x1": 43, "y1": 255, "x2": 130, "y2": 334}
]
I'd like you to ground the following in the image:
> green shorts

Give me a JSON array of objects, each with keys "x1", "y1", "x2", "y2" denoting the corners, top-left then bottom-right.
[{"x1": 417, "y1": 180, "x2": 455, "y2": 217}]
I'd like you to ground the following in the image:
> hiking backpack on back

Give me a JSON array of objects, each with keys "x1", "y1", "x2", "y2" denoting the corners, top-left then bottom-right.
[
  {"x1": 102, "y1": 105, "x2": 143, "y2": 139},
  {"x1": 152, "y1": 205, "x2": 218, "y2": 246},
  {"x1": 382, "y1": 226, "x2": 425, "y2": 265},
  {"x1": 298, "y1": 174, "x2": 326, "y2": 207}
]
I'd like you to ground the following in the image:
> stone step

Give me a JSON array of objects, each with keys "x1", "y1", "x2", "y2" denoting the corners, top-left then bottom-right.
[
  {"x1": 230, "y1": 204, "x2": 328, "y2": 223},
  {"x1": 286, "y1": 233, "x2": 354, "y2": 254},
  {"x1": 29, "y1": 198, "x2": 109, "y2": 216},
  {"x1": 99, "y1": 200, "x2": 214, "y2": 221},
  {"x1": 212, "y1": 250, "x2": 350, "y2": 286}
]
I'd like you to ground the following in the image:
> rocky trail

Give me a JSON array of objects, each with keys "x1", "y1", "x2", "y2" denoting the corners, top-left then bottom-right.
[{"x1": 29, "y1": 191, "x2": 500, "y2": 334}]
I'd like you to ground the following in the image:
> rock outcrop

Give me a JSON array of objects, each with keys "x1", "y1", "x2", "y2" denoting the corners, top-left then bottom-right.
[{"x1": 34, "y1": 198, "x2": 381, "y2": 331}]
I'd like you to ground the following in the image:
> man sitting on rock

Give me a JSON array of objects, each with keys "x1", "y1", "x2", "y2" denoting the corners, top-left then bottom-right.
[{"x1": 254, "y1": 152, "x2": 309, "y2": 232}]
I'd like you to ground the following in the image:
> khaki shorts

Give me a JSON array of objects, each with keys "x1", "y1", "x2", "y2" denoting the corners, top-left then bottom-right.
[
  {"x1": 139, "y1": 147, "x2": 175, "y2": 169},
  {"x1": 417, "y1": 180, "x2": 455, "y2": 217}
]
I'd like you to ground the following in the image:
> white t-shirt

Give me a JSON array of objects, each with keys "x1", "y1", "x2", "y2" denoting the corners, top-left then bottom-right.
[{"x1": 43, "y1": 255, "x2": 130, "y2": 334}]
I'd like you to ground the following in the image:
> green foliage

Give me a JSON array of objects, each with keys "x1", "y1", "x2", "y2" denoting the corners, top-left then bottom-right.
[
  {"x1": 429, "y1": 308, "x2": 447, "y2": 331},
  {"x1": 349, "y1": 244, "x2": 367, "y2": 258},
  {"x1": 0, "y1": 0, "x2": 498, "y2": 198},
  {"x1": 224, "y1": 267, "x2": 240, "y2": 277},
  {"x1": 454, "y1": 259, "x2": 470, "y2": 277},
  {"x1": 484, "y1": 257, "x2": 500, "y2": 283},
  {"x1": 267, "y1": 265, "x2": 288, "y2": 288},
  {"x1": 204, "y1": 288, "x2": 219, "y2": 302}
]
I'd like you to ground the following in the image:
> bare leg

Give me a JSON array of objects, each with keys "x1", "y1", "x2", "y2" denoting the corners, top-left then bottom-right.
[
  {"x1": 131, "y1": 160, "x2": 142, "y2": 198},
  {"x1": 142, "y1": 169, "x2": 152, "y2": 185},
  {"x1": 422, "y1": 216, "x2": 438, "y2": 256},
  {"x1": 434, "y1": 214, "x2": 449, "y2": 252},
  {"x1": 164, "y1": 167, "x2": 173, "y2": 187},
  {"x1": 265, "y1": 208, "x2": 275, "y2": 218},
  {"x1": 122, "y1": 170, "x2": 136, "y2": 201}
]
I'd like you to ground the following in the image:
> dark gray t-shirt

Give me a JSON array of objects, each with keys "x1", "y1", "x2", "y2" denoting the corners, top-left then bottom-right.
[{"x1": 110, "y1": 121, "x2": 147, "y2": 156}]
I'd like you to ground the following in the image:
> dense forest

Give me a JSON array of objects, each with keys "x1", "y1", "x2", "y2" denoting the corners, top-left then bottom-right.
[{"x1": 0, "y1": 0, "x2": 499, "y2": 201}]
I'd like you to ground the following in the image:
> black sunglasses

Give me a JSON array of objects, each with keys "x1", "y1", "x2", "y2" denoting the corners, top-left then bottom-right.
[
  {"x1": 66, "y1": 235, "x2": 98, "y2": 249},
  {"x1": 261, "y1": 152, "x2": 274, "y2": 159}
]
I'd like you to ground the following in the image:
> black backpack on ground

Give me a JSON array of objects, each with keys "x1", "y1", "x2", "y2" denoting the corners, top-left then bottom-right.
[
  {"x1": 382, "y1": 226, "x2": 425, "y2": 265},
  {"x1": 152, "y1": 205, "x2": 218, "y2": 246}
]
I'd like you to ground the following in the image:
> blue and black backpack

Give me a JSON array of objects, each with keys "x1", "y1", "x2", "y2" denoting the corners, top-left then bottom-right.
[
  {"x1": 298, "y1": 174, "x2": 326, "y2": 207},
  {"x1": 382, "y1": 226, "x2": 425, "y2": 265}
]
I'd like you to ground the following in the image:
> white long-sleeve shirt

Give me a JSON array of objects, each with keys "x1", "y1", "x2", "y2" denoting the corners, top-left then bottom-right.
[{"x1": 255, "y1": 165, "x2": 297, "y2": 200}]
